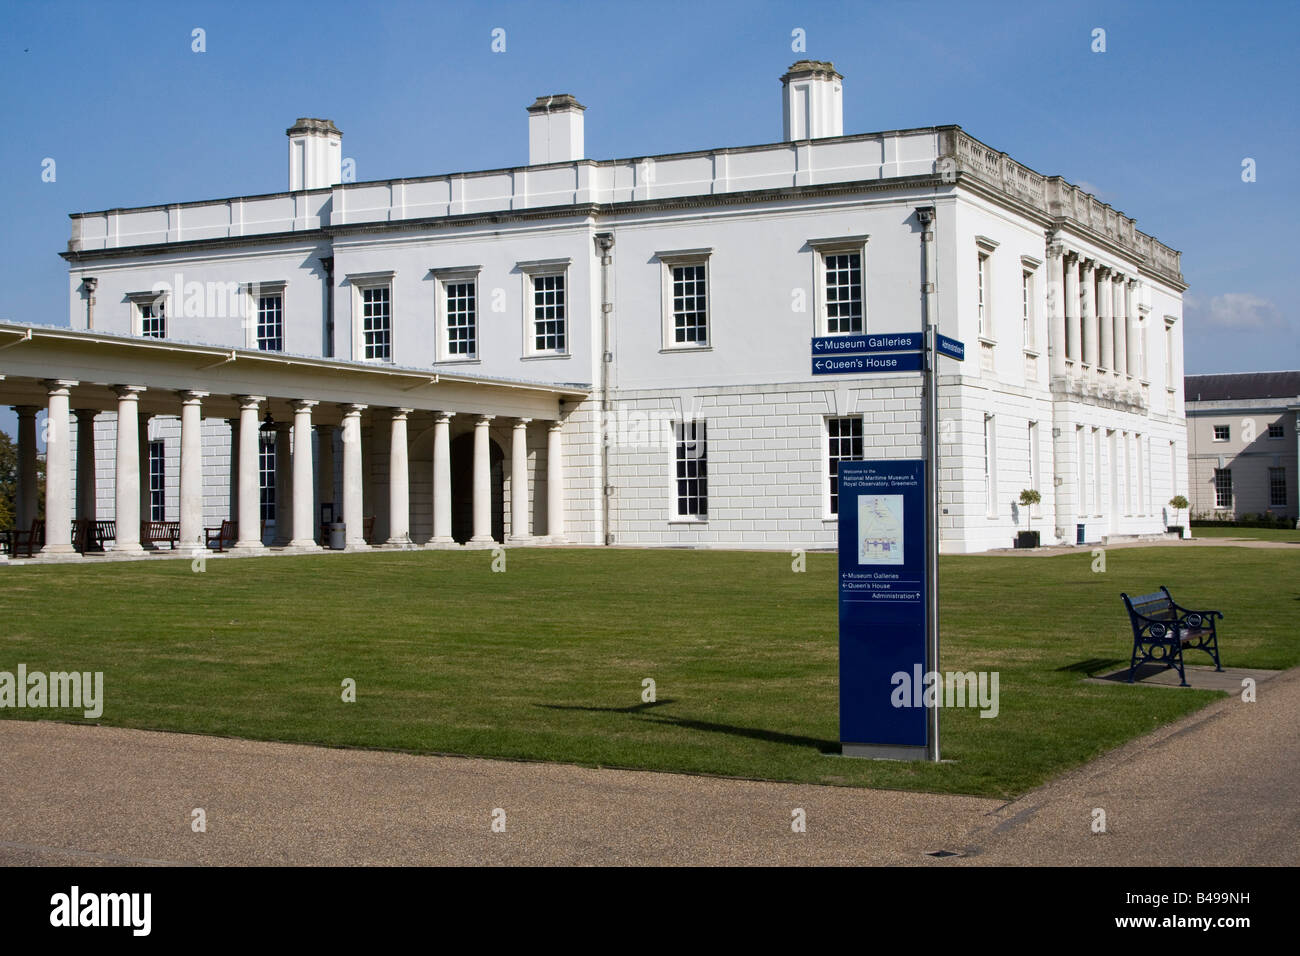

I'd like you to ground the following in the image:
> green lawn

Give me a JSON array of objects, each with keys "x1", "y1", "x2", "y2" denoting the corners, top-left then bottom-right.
[
  {"x1": 2, "y1": 545, "x2": 1296, "y2": 799},
  {"x1": 1191, "y1": 525, "x2": 1300, "y2": 543}
]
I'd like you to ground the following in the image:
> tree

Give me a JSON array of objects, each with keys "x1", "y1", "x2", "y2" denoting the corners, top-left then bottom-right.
[
  {"x1": 0, "y1": 430, "x2": 45, "y2": 529},
  {"x1": 1169, "y1": 495, "x2": 1189, "y2": 530},
  {"x1": 1019, "y1": 489, "x2": 1041, "y2": 537}
]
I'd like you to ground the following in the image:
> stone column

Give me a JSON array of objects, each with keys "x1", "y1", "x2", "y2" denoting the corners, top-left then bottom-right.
[
  {"x1": 1111, "y1": 275, "x2": 1126, "y2": 380},
  {"x1": 1046, "y1": 243, "x2": 1066, "y2": 379},
  {"x1": 316, "y1": 423, "x2": 335, "y2": 542},
  {"x1": 510, "y1": 418, "x2": 531, "y2": 540},
  {"x1": 1097, "y1": 268, "x2": 1113, "y2": 372},
  {"x1": 271, "y1": 421, "x2": 293, "y2": 546},
  {"x1": 290, "y1": 401, "x2": 319, "y2": 549},
  {"x1": 547, "y1": 421, "x2": 565, "y2": 540},
  {"x1": 15, "y1": 406, "x2": 39, "y2": 528},
  {"x1": 233, "y1": 396, "x2": 265, "y2": 550},
  {"x1": 74, "y1": 409, "x2": 97, "y2": 523},
  {"x1": 471, "y1": 415, "x2": 495, "y2": 544},
  {"x1": 1080, "y1": 258, "x2": 1097, "y2": 369},
  {"x1": 1063, "y1": 253, "x2": 1080, "y2": 370},
  {"x1": 178, "y1": 391, "x2": 208, "y2": 550},
  {"x1": 40, "y1": 380, "x2": 77, "y2": 554},
  {"x1": 340, "y1": 404, "x2": 367, "y2": 549},
  {"x1": 386, "y1": 408, "x2": 413, "y2": 546},
  {"x1": 1124, "y1": 279, "x2": 1138, "y2": 378},
  {"x1": 430, "y1": 412, "x2": 454, "y2": 544},
  {"x1": 113, "y1": 386, "x2": 146, "y2": 553}
]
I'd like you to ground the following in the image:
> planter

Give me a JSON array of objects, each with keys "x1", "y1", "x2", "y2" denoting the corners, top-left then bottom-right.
[
  {"x1": 1167, "y1": 526, "x2": 1185, "y2": 537},
  {"x1": 1014, "y1": 531, "x2": 1040, "y2": 549}
]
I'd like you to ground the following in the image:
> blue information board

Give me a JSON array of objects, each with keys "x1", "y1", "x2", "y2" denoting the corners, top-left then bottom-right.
[
  {"x1": 811, "y1": 332, "x2": 923, "y2": 355},
  {"x1": 837, "y1": 459, "x2": 928, "y2": 757},
  {"x1": 936, "y1": 334, "x2": 965, "y2": 361}
]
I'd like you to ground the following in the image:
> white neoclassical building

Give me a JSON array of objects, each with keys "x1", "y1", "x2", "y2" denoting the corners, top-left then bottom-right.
[{"x1": 2, "y1": 61, "x2": 1189, "y2": 558}]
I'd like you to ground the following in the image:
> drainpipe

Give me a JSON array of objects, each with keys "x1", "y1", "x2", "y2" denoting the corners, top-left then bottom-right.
[
  {"x1": 594, "y1": 232, "x2": 615, "y2": 545},
  {"x1": 83, "y1": 277, "x2": 97, "y2": 329}
]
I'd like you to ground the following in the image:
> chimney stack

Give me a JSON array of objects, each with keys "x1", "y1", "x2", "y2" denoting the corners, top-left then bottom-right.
[
  {"x1": 781, "y1": 61, "x2": 843, "y2": 140},
  {"x1": 286, "y1": 118, "x2": 342, "y2": 191},
  {"x1": 527, "y1": 95, "x2": 585, "y2": 165}
]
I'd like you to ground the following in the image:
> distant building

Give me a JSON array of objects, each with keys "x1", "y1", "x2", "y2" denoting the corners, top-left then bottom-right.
[{"x1": 1184, "y1": 371, "x2": 1300, "y2": 523}]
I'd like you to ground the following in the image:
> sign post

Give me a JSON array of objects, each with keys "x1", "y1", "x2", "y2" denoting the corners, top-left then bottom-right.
[{"x1": 834, "y1": 205, "x2": 962, "y2": 762}]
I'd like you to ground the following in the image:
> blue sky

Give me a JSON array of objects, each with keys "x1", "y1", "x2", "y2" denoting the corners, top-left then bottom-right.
[{"x1": 1, "y1": 0, "x2": 1297, "y2": 437}]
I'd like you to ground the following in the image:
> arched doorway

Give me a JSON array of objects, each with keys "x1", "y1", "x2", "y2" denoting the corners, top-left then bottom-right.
[{"x1": 450, "y1": 432, "x2": 505, "y2": 543}]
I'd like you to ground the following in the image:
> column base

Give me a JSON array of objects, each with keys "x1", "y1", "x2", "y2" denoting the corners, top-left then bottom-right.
[
  {"x1": 286, "y1": 540, "x2": 321, "y2": 552},
  {"x1": 383, "y1": 536, "x2": 416, "y2": 549},
  {"x1": 231, "y1": 541, "x2": 267, "y2": 553},
  {"x1": 424, "y1": 537, "x2": 457, "y2": 548},
  {"x1": 38, "y1": 543, "x2": 77, "y2": 556},
  {"x1": 112, "y1": 543, "x2": 146, "y2": 555},
  {"x1": 468, "y1": 535, "x2": 497, "y2": 548},
  {"x1": 343, "y1": 541, "x2": 370, "y2": 552},
  {"x1": 505, "y1": 535, "x2": 534, "y2": 545}
]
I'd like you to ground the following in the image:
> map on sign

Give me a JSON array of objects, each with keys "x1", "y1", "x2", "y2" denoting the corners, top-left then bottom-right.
[{"x1": 858, "y1": 495, "x2": 905, "y2": 566}]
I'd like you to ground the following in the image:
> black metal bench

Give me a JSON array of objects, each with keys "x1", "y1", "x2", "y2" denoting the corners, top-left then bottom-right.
[{"x1": 1120, "y1": 586, "x2": 1224, "y2": 687}]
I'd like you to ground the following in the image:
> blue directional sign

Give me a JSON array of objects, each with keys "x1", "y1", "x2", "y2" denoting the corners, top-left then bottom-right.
[
  {"x1": 811, "y1": 332, "x2": 924, "y2": 356},
  {"x1": 812, "y1": 352, "x2": 924, "y2": 375},
  {"x1": 936, "y1": 334, "x2": 965, "y2": 361},
  {"x1": 838, "y1": 459, "x2": 928, "y2": 758}
]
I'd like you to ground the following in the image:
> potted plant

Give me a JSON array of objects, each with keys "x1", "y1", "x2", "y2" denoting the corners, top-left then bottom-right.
[
  {"x1": 1016, "y1": 489, "x2": 1041, "y2": 548},
  {"x1": 1168, "y1": 495, "x2": 1189, "y2": 537}
]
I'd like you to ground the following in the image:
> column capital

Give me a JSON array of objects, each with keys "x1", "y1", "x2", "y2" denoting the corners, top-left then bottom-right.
[
  {"x1": 15, "y1": 405, "x2": 39, "y2": 417},
  {"x1": 291, "y1": 399, "x2": 319, "y2": 412},
  {"x1": 1046, "y1": 241, "x2": 1065, "y2": 258},
  {"x1": 42, "y1": 379, "x2": 79, "y2": 394},
  {"x1": 433, "y1": 410, "x2": 455, "y2": 423},
  {"x1": 177, "y1": 390, "x2": 209, "y2": 404},
  {"x1": 1080, "y1": 257, "x2": 1097, "y2": 271},
  {"x1": 234, "y1": 394, "x2": 265, "y2": 410},
  {"x1": 113, "y1": 385, "x2": 147, "y2": 400},
  {"x1": 1063, "y1": 249, "x2": 1079, "y2": 264},
  {"x1": 1096, "y1": 265, "x2": 1113, "y2": 279},
  {"x1": 548, "y1": 420, "x2": 564, "y2": 432},
  {"x1": 73, "y1": 407, "x2": 98, "y2": 420},
  {"x1": 514, "y1": 417, "x2": 532, "y2": 426},
  {"x1": 339, "y1": 402, "x2": 368, "y2": 416},
  {"x1": 476, "y1": 414, "x2": 495, "y2": 425},
  {"x1": 391, "y1": 407, "x2": 414, "y2": 421}
]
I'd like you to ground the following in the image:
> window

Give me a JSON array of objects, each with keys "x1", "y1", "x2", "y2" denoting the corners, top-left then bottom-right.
[
  {"x1": 1027, "y1": 422, "x2": 1040, "y2": 516},
  {"x1": 1021, "y1": 271, "x2": 1034, "y2": 348},
  {"x1": 977, "y1": 253, "x2": 989, "y2": 337},
  {"x1": 1268, "y1": 422, "x2": 1284, "y2": 440},
  {"x1": 809, "y1": 236, "x2": 868, "y2": 336},
  {"x1": 827, "y1": 417, "x2": 864, "y2": 516},
  {"x1": 1092, "y1": 428, "x2": 1102, "y2": 514},
  {"x1": 260, "y1": 433, "x2": 276, "y2": 522},
  {"x1": 445, "y1": 280, "x2": 477, "y2": 358},
  {"x1": 983, "y1": 414, "x2": 997, "y2": 517},
  {"x1": 532, "y1": 274, "x2": 566, "y2": 352},
  {"x1": 1164, "y1": 319, "x2": 1175, "y2": 387},
  {"x1": 148, "y1": 440, "x2": 165, "y2": 521},
  {"x1": 518, "y1": 258, "x2": 572, "y2": 356},
  {"x1": 1077, "y1": 426, "x2": 1088, "y2": 515},
  {"x1": 1213, "y1": 424, "x2": 1230, "y2": 442},
  {"x1": 361, "y1": 286, "x2": 392, "y2": 361},
  {"x1": 257, "y1": 293, "x2": 284, "y2": 351},
  {"x1": 1213, "y1": 468, "x2": 1232, "y2": 509},
  {"x1": 657, "y1": 250, "x2": 712, "y2": 348},
  {"x1": 129, "y1": 291, "x2": 168, "y2": 338},
  {"x1": 824, "y1": 252, "x2": 863, "y2": 334},
  {"x1": 1136, "y1": 434, "x2": 1146, "y2": 514},
  {"x1": 1270, "y1": 468, "x2": 1287, "y2": 507},
  {"x1": 671, "y1": 264, "x2": 708, "y2": 344},
  {"x1": 674, "y1": 421, "x2": 707, "y2": 518}
]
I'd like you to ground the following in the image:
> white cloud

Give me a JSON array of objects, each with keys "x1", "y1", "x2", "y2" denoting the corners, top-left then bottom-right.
[{"x1": 1184, "y1": 292, "x2": 1286, "y2": 330}]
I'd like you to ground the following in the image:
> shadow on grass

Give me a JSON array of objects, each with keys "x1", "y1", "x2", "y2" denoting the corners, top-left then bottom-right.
[
  {"x1": 539, "y1": 701, "x2": 839, "y2": 754},
  {"x1": 1056, "y1": 658, "x2": 1126, "y2": 675}
]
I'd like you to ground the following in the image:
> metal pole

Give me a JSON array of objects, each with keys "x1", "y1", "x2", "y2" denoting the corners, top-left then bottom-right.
[{"x1": 917, "y1": 206, "x2": 940, "y2": 762}]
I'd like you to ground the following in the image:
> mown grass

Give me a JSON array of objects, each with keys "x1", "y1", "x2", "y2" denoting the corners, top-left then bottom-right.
[
  {"x1": 1191, "y1": 525, "x2": 1300, "y2": 543},
  {"x1": 1, "y1": 545, "x2": 1295, "y2": 798}
]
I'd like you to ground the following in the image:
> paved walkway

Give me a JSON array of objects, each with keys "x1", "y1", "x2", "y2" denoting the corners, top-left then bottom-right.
[{"x1": 1, "y1": 666, "x2": 1295, "y2": 866}]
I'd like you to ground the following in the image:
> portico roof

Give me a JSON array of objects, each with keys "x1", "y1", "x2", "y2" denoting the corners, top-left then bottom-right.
[{"x1": 0, "y1": 321, "x2": 589, "y2": 423}]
